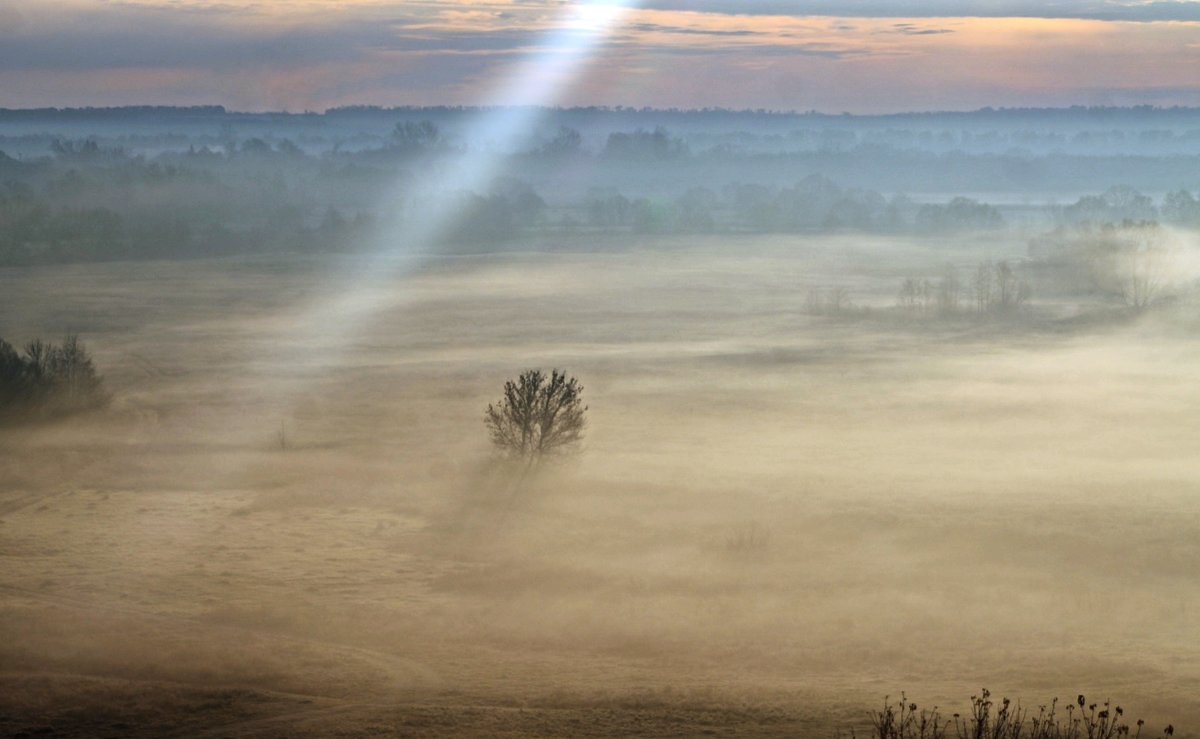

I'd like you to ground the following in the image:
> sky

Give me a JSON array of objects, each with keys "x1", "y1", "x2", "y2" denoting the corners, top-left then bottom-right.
[{"x1": 1, "y1": 0, "x2": 1199, "y2": 113}]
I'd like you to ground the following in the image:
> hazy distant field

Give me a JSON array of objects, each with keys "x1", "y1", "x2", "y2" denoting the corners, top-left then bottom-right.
[{"x1": 2, "y1": 234, "x2": 1198, "y2": 737}]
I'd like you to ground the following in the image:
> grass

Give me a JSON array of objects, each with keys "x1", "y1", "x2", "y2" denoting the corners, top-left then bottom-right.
[{"x1": 853, "y1": 690, "x2": 1175, "y2": 739}]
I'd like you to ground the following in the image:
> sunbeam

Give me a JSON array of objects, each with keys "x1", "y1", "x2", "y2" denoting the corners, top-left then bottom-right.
[{"x1": 224, "y1": 0, "x2": 637, "y2": 447}]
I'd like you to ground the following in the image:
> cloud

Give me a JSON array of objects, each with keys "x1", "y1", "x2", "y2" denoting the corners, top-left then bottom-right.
[
  {"x1": 628, "y1": 22, "x2": 756, "y2": 36},
  {"x1": 0, "y1": 4, "x2": 556, "y2": 72},
  {"x1": 884, "y1": 23, "x2": 955, "y2": 35},
  {"x1": 640, "y1": 42, "x2": 866, "y2": 59},
  {"x1": 633, "y1": 1, "x2": 1200, "y2": 22},
  {"x1": 0, "y1": 0, "x2": 1197, "y2": 112},
  {"x1": 0, "y1": 6, "x2": 385, "y2": 71}
]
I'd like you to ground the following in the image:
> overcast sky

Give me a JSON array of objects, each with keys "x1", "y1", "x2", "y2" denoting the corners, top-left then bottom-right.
[{"x1": 1, "y1": 0, "x2": 1198, "y2": 112}]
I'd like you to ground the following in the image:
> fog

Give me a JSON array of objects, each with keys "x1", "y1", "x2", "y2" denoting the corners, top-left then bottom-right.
[{"x1": 2, "y1": 107, "x2": 1199, "y2": 737}]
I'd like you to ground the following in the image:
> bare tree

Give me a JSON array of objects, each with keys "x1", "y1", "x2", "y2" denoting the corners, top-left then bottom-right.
[
  {"x1": 919, "y1": 278, "x2": 935, "y2": 313},
  {"x1": 805, "y1": 287, "x2": 825, "y2": 315},
  {"x1": 485, "y1": 369, "x2": 586, "y2": 465},
  {"x1": 49, "y1": 334, "x2": 107, "y2": 412},
  {"x1": 898, "y1": 277, "x2": 920, "y2": 312},
  {"x1": 973, "y1": 261, "x2": 995, "y2": 314},
  {"x1": 996, "y1": 260, "x2": 1017, "y2": 309},
  {"x1": 1117, "y1": 225, "x2": 1169, "y2": 309},
  {"x1": 937, "y1": 264, "x2": 961, "y2": 315},
  {"x1": 827, "y1": 286, "x2": 852, "y2": 315},
  {"x1": 811, "y1": 286, "x2": 853, "y2": 316},
  {"x1": 1037, "y1": 221, "x2": 1171, "y2": 309}
]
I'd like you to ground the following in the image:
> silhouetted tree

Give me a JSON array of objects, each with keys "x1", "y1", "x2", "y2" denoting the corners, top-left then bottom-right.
[{"x1": 485, "y1": 369, "x2": 586, "y2": 465}]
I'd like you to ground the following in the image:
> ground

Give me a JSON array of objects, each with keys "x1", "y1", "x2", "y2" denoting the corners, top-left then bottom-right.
[{"x1": 1, "y1": 234, "x2": 1197, "y2": 736}]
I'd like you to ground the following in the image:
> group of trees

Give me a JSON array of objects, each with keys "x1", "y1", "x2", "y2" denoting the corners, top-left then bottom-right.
[
  {"x1": 898, "y1": 260, "x2": 1030, "y2": 317},
  {"x1": 804, "y1": 286, "x2": 856, "y2": 316},
  {"x1": 1029, "y1": 220, "x2": 1172, "y2": 308},
  {"x1": 383, "y1": 121, "x2": 688, "y2": 161},
  {"x1": 1027, "y1": 187, "x2": 1198, "y2": 310},
  {"x1": 439, "y1": 178, "x2": 547, "y2": 243},
  {"x1": 1058, "y1": 185, "x2": 1200, "y2": 228},
  {"x1": 583, "y1": 188, "x2": 706, "y2": 233},
  {"x1": 1161, "y1": 189, "x2": 1200, "y2": 226},
  {"x1": 914, "y1": 197, "x2": 1004, "y2": 232},
  {"x1": 390, "y1": 120, "x2": 442, "y2": 154},
  {"x1": 601, "y1": 127, "x2": 689, "y2": 160},
  {"x1": 723, "y1": 176, "x2": 900, "y2": 232},
  {"x1": 0, "y1": 335, "x2": 108, "y2": 423},
  {"x1": 968, "y1": 260, "x2": 1033, "y2": 314}
]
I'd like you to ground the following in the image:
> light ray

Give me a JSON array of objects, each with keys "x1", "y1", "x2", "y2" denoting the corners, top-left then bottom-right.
[{"x1": 218, "y1": 0, "x2": 636, "y2": 452}]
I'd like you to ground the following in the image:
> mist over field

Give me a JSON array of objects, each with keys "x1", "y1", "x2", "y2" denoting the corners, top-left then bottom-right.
[{"x1": 3, "y1": 35, "x2": 1200, "y2": 739}]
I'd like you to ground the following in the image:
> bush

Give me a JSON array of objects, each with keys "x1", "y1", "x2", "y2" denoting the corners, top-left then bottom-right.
[{"x1": 0, "y1": 334, "x2": 109, "y2": 424}]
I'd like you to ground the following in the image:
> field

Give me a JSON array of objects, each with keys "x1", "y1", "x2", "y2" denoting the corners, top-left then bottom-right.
[{"x1": 1, "y1": 234, "x2": 1198, "y2": 737}]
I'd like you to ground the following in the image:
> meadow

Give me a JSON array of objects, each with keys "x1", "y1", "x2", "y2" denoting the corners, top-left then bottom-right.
[{"x1": 1, "y1": 233, "x2": 1197, "y2": 737}]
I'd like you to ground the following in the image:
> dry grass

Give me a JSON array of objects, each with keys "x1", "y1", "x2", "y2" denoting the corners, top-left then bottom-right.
[
  {"x1": 855, "y1": 690, "x2": 1175, "y2": 739},
  {"x1": 0, "y1": 235, "x2": 1196, "y2": 736}
]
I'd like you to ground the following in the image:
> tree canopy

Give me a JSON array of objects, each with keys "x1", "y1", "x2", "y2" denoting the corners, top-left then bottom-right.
[{"x1": 484, "y1": 369, "x2": 586, "y2": 465}]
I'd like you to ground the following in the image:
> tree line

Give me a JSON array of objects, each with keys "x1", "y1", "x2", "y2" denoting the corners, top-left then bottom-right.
[
  {"x1": 3, "y1": 121, "x2": 1199, "y2": 266},
  {"x1": 582, "y1": 177, "x2": 1004, "y2": 235},
  {"x1": 897, "y1": 261, "x2": 1031, "y2": 317}
]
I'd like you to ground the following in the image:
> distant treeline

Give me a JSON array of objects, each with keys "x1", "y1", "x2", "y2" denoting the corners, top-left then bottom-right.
[
  {"x1": 580, "y1": 176, "x2": 1003, "y2": 234},
  {"x1": 0, "y1": 106, "x2": 232, "y2": 122},
  {"x1": 2, "y1": 119, "x2": 1199, "y2": 265},
  {"x1": 5, "y1": 103, "x2": 1200, "y2": 125},
  {"x1": 5, "y1": 105, "x2": 1200, "y2": 201}
]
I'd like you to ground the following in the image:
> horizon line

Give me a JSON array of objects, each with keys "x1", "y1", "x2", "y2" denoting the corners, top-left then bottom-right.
[{"x1": 4, "y1": 103, "x2": 1200, "y2": 119}]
